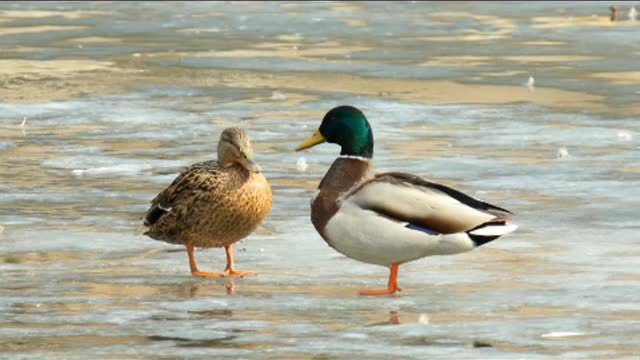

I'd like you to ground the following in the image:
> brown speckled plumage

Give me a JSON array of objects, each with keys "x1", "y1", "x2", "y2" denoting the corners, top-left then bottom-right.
[
  {"x1": 144, "y1": 160, "x2": 272, "y2": 247},
  {"x1": 141, "y1": 128, "x2": 272, "y2": 276}
]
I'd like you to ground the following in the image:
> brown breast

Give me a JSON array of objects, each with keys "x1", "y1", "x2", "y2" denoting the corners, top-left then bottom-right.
[
  {"x1": 188, "y1": 167, "x2": 272, "y2": 247},
  {"x1": 311, "y1": 157, "x2": 373, "y2": 241},
  {"x1": 148, "y1": 163, "x2": 272, "y2": 248}
]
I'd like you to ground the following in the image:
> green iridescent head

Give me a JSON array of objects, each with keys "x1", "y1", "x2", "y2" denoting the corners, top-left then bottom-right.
[{"x1": 296, "y1": 105, "x2": 374, "y2": 158}]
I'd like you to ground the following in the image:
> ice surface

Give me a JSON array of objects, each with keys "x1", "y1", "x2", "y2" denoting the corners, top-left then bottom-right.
[
  {"x1": 2, "y1": 92, "x2": 639, "y2": 359},
  {"x1": 295, "y1": 157, "x2": 308, "y2": 172},
  {"x1": 1, "y1": 2, "x2": 639, "y2": 359}
]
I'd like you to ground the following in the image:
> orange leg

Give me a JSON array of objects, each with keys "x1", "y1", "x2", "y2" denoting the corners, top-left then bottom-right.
[
  {"x1": 360, "y1": 264, "x2": 402, "y2": 296},
  {"x1": 221, "y1": 244, "x2": 256, "y2": 278},
  {"x1": 186, "y1": 242, "x2": 224, "y2": 278}
]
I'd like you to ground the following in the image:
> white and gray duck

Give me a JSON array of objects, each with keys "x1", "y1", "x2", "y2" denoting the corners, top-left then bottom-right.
[{"x1": 296, "y1": 105, "x2": 518, "y2": 295}]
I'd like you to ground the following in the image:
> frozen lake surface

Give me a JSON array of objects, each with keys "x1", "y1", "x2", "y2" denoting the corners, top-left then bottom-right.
[{"x1": 0, "y1": 1, "x2": 639, "y2": 359}]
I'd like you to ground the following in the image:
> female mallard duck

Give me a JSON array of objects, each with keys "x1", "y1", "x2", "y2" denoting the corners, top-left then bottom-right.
[
  {"x1": 142, "y1": 127, "x2": 272, "y2": 278},
  {"x1": 296, "y1": 106, "x2": 517, "y2": 295}
]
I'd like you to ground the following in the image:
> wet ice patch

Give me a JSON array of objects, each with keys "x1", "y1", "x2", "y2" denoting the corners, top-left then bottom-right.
[
  {"x1": 98, "y1": 105, "x2": 195, "y2": 126},
  {"x1": 0, "y1": 188, "x2": 83, "y2": 204},
  {"x1": 154, "y1": 299, "x2": 229, "y2": 313},
  {"x1": 341, "y1": 332, "x2": 369, "y2": 340},
  {"x1": 72, "y1": 165, "x2": 152, "y2": 177},
  {"x1": 524, "y1": 75, "x2": 535, "y2": 90},
  {"x1": 58, "y1": 145, "x2": 103, "y2": 154},
  {"x1": 0, "y1": 230, "x2": 152, "y2": 253},
  {"x1": 296, "y1": 157, "x2": 308, "y2": 172},
  {"x1": 42, "y1": 156, "x2": 187, "y2": 178},
  {"x1": 541, "y1": 331, "x2": 585, "y2": 338},
  {"x1": 43, "y1": 156, "x2": 152, "y2": 177},
  {"x1": 0, "y1": 143, "x2": 16, "y2": 152},
  {"x1": 0, "y1": 91, "x2": 205, "y2": 130},
  {"x1": 270, "y1": 90, "x2": 288, "y2": 101},
  {"x1": 556, "y1": 147, "x2": 570, "y2": 159},
  {"x1": 617, "y1": 131, "x2": 633, "y2": 142}
]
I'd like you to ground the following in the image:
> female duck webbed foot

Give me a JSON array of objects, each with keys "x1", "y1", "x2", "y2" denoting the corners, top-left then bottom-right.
[
  {"x1": 222, "y1": 269, "x2": 256, "y2": 278},
  {"x1": 359, "y1": 264, "x2": 402, "y2": 296},
  {"x1": 191, "y1": 271, "x2": 225, "y2": 278},
  {"x1": 221, "y1": 244, "x2": 256, "y2": 278},
  {"x1": 187, "y1": 243, "x2": 257, "y2": 278},
  {"x1": 187, "y1": 243, "x2": 225, "y2": 277}
]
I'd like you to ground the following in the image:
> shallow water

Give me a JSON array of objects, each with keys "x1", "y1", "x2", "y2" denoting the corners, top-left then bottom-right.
[{"x1": 1, "y1": 1, "x2": 639, "y2": 359}]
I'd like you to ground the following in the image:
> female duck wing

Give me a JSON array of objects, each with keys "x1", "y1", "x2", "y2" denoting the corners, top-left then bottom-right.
[
  {"x1": 143, "y1": 160, "x2": 220, "y2": 226},
  {"x1": 345, "y1": 172, "x2": 513, "y2": 235},
  {"x1": 143, "y1": 172, "x2": 186, "y2": 226}
]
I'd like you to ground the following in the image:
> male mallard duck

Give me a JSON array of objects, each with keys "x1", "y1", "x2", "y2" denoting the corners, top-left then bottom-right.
[
  {"x1": 142, "y1": 127, "x2": 272, "y2": 277},
  {"x1": 610, "y1": 5, "x2": 638, "y2": 21},
  {"x1": 296, "y1": 106, "x2": 517, "y2": 295}
]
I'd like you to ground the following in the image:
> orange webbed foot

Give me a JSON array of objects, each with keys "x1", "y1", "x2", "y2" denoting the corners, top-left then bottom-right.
[
  {"x1": 191, "y1": 271, "x2": 225, "y2": 278},
  {"x1": 359, "y1": 286, "x2": 401, "y2": 296},
  {"x1": 222, "y1": 269, "x2": 256, "y2": 278},
  {"x1": 360, "y1": 264, "x2": 402, "y2": 296},
  {"x1": 220, "y1": 245, "x2": 255, "y2": 277}
]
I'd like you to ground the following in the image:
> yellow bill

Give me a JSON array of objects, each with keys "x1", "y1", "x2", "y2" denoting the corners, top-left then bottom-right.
[{"x1": 296, "y1": 130, "x2": 326, "y2": 151}]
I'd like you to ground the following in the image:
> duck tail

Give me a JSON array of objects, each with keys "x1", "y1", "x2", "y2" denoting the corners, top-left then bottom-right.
[{"x1": 467, "y1": 222, "x2": 518, "y2": 246}]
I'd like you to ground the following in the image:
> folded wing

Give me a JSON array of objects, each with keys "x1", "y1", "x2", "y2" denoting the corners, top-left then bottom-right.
[
  {"x1": 346, "y1": 172, "x2": 514, "y2": 236},
  {"x1": 142, "y1": 160, "x2": 220, "y2": 227}
]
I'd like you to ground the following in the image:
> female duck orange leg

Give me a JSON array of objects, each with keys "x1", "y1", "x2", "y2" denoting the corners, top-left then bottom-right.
[
  {"x1": 186, "y1": 242, "x2": 256, "y2": 278},
  {"x1": 221, "y1": 244, "x2": 255, "y2": 278},
  {"x1": 360, "y1": 264, "x2": 402, "y2": 296},
  {"x1": 187, "y1": 242, "x2": 223, "y2": 277}
]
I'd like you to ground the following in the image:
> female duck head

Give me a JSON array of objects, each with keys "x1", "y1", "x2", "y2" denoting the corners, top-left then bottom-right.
[
  {"x1": 217, "y1": 127, "x2": 262, "y2": 173},
  {"x1": 296, "y1": 105, "x2": 374, "y2": 158}
]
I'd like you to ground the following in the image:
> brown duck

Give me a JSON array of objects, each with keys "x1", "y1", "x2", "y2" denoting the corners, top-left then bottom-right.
[{"x1": 142, "y1": 127, "x2": 272, "y2": 277}]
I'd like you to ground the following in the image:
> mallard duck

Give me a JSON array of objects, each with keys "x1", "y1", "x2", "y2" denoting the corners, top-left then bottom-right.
[
  {"x1": 142, "y1": 127, "x2": 272, "y2": 277},
  {"x1": 610, "y1": 5, "x2": 638, "y2": 21},
  {"x1": 296, "y1": 106, "x2": 517, "y2": 295}
]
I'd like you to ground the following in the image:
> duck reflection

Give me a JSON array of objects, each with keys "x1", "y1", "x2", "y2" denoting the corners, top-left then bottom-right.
[
  {"x1": 188, "y1": 280, "x2": 237, "y2": 297},
  {"x1": 366, "y1": 311, "x2": 401, "y2": 326},
  {"x1": 366, "y1": 311, "x2": 431, "y2": 327}
]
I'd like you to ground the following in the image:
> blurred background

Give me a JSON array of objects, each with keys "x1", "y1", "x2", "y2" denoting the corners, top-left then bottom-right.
[{"x1": 0, "y1": 1, "x2": 638, "y2": 359}]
